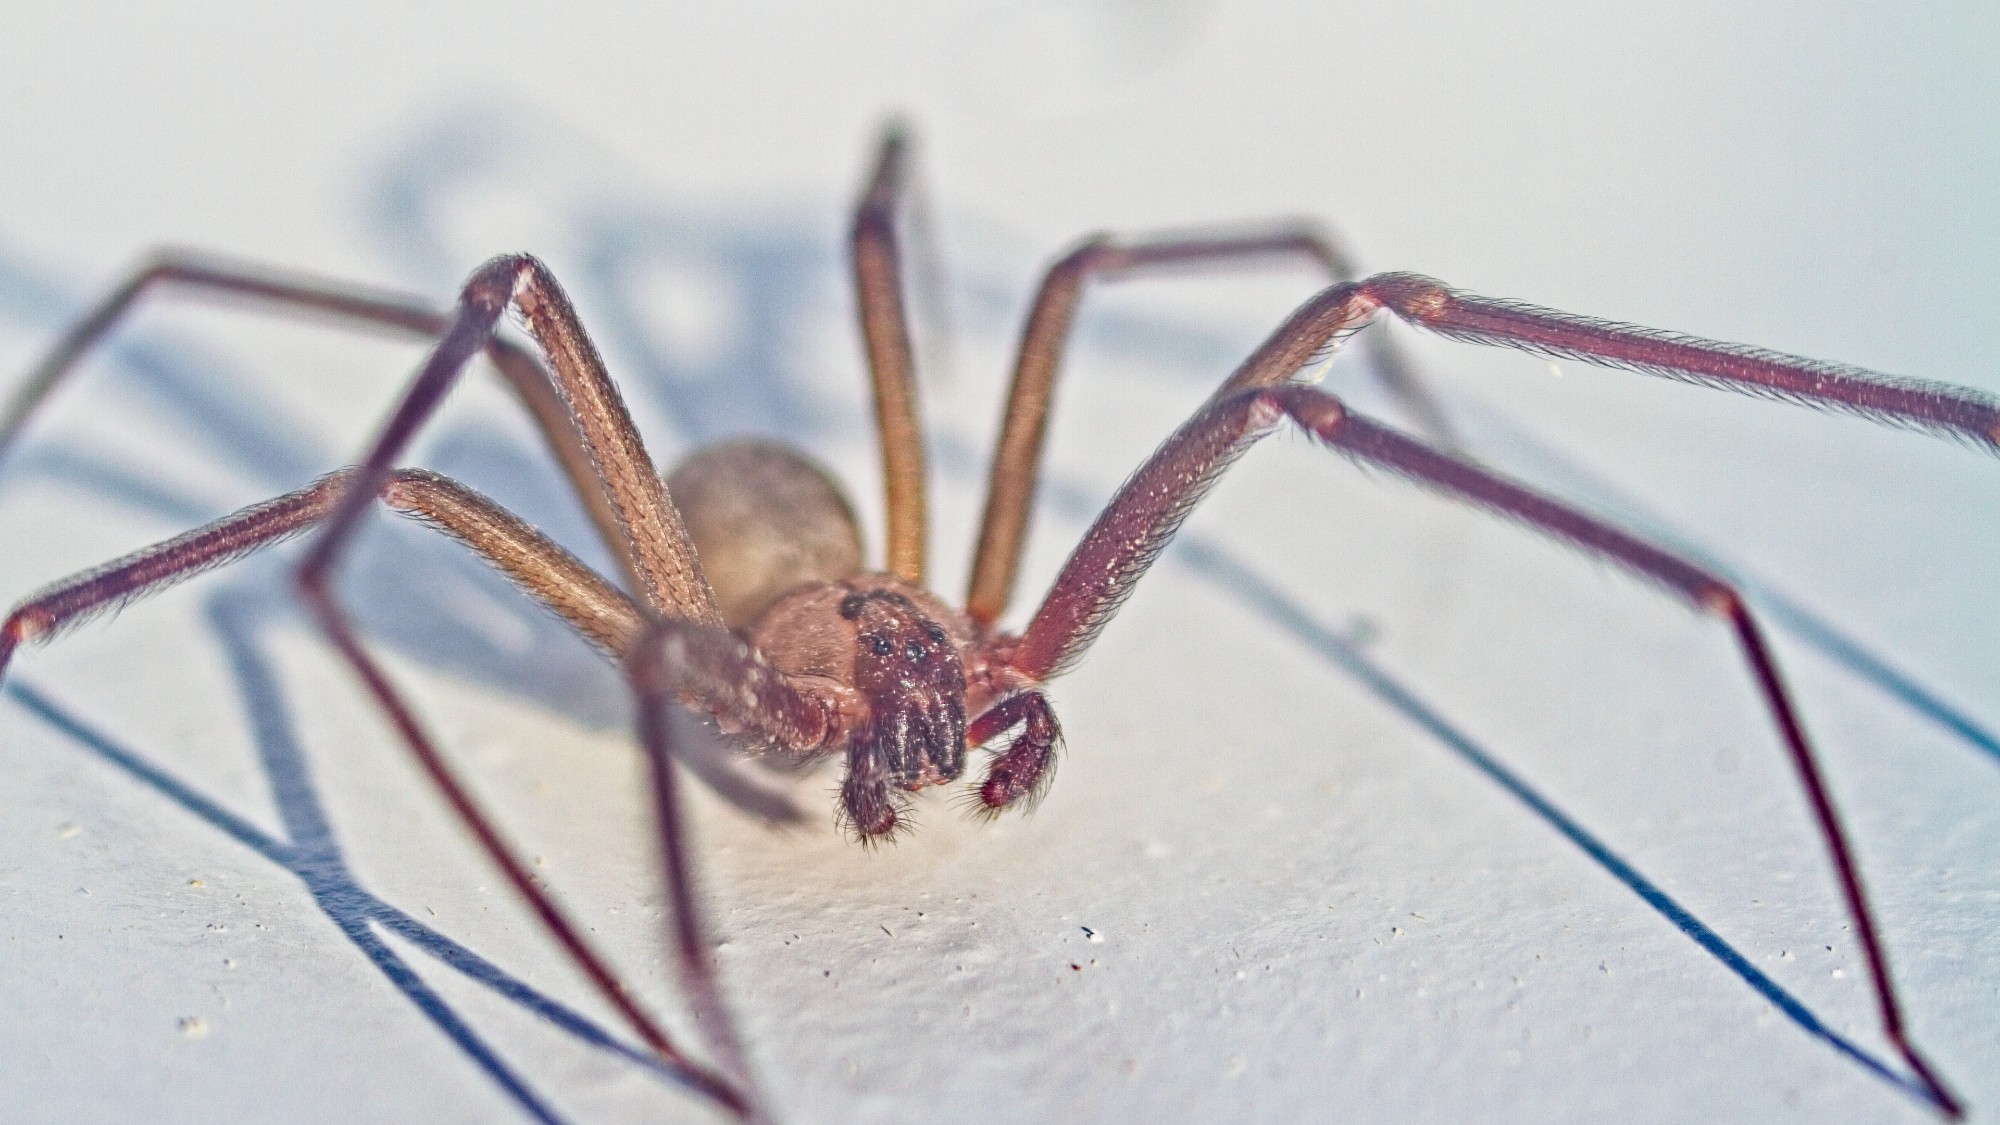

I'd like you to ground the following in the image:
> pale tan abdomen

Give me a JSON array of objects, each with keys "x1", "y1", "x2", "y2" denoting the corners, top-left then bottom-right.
[{"x1": 666, "y1": 439, "x2": 865, "y2": 630}]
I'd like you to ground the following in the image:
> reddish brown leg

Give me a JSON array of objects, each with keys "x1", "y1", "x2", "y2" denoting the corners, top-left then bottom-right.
[
  {"x1": 0, "y1": 251, "x2": 626, "y2": 551},
  {"x1": 0, "y1": 252, "x2": 736, "y2": 1094},
  {"x1": 966, "y1": 224, "x2": 1452, "y2": 628},
  {"x1": 1354, "y1": 273, "x2": 2000, "y2": 448},
  {"x1": 1301, "y1": 396, "x2": 1968, "y2": 1118},
  {"x1": 624, "y1": 619, "x2": 846, "y2": 1123},
  {"x1": 630, "y1": 661, "x2": 760, "y2": 1121},
  {"x1": 961, "y1": 690, "x2": 1061, "y2": 816},
  {"x1": 2, "y1": 472, "x2": 364, "y2": 679},
  {"x1": 0, "y1": 467, "x2": 767, "y2": 1101},
  {"x1": 257, "y1": 255, "x2": 771, "y2": 1113},
  {"x1": 986, "y1": 281, "x2": 1965, "y2": 1112},
  {"x1": 283, "y1": 254, "x2": 721, "y2": 615},
  {"x1": 851, "y1": 124, "x2": 931, "y2": 584}
]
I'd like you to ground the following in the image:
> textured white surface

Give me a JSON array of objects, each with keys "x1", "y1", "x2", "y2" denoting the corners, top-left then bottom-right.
[{"x1": 0, "y1": 3, "x2": 1996, "y2": 1124}]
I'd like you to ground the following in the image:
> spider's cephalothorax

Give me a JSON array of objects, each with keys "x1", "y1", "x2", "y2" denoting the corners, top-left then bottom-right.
[
  {"x1": 836, "y1": 589, "x2": 968, "y2": 787},
  {"x1": 671, "y1": 437, "x2": 1002, "y2": 837},
  {"x1": 747, "y1": 577, "x2": 980, "y2": 837},
  {"x1": 782, "y1": 583, "x2": 970, "y2": 835}
]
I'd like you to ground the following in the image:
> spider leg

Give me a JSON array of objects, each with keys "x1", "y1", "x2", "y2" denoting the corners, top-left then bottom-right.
[
  {"x1": 288, "y1": 253, "x2": 720, "y2": 620},
  {"x1": 0, "y1": 251, "x2": 626, "y2": 552},
  {"x1": 0, "y1": 467, "x2": 763, "y2": 1106},
  {"x1": 623, "y1": 618, "x2": 839, "y2": 1125},
  {"x1": 1356, "y1": 273, "x2": 2000, "y2": 448},
  {"x1": 850, "y1": 123, "x2": 932, "y2": 584},
  {"x1": 966, "y1": 223, "x2": 1454, "y2": 628},
  {"x1": 3, "y1": 471, "x2": 365, "y2": 676},
  {"x1": 4, "y1": 250, "x2": 760, "y2": 1108},
  {"x1": 991, "y1": 342, "x2": 1964, "y2": 1113},
  {"x1": 261, "y1": 256, "x2": 777, "y2": 1113}
]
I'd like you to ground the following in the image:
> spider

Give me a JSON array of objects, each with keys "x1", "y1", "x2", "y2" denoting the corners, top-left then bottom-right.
[{"x1": 1, "y1": 125, "x2": 1993, "y2": 1122}]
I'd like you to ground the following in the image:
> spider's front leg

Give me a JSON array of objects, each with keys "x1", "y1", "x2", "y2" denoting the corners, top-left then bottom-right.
[
  {"x1": 1, "y1": 247, "x2": 767, "y2": 1115},
  {"x1": 966, "y1": 223, "x2": 1454, "y2": 629},
  {"x1": 982, "y1": 278, "x2": 1974, "y2": 1117},
  {"x1": 261, "y1": 254, "x2": 792, "y2": 1119},
  {"x1": 1357, "y1": 272, "x2": 2000, "y2": 446},
  {"x1": 621, "y1": 618, "x2": 841, "y2": 1111}
]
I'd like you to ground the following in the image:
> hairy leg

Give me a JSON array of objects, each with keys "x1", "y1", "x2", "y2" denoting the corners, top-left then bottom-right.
[
  {"x1": 623, "y1": 616, "x2": 854, "y2": 1124},
  {"x1": 0, "y1": 254, "x2": 761, "y2": 1099},
  {"x1": 961, "y1": 689, "x2": 1061, "y2": 815},
  {"x1": 984, "y1": 268, "x2": 1996, "y2": 1113},
  {"x1": 965, "y1": 223, "x2": 1454, "y2": 627},
  {"x1": 0, "y1": 251, "x2": 626, "y2": 551},
  {"x1": 850, "y1": 124, "x2": 932, "y2": 583},
  {"x1": 232, "y1": 253, "x2": 779, "y2": 1112},
  {"x1": 0, "y1": 466, "x2": 766, "y2": 1104},
  {"x1": 1209, "y1": 274, "x2": 2000, "y2": 446},
  {"x1": 991, "y1": 347, "x2": 1964, "y2": 1113}
]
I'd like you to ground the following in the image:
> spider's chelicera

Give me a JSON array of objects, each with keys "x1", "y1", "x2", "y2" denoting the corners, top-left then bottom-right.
[{"x1": 2, "y1": 124, "x2": 1993, "y2": 1122}]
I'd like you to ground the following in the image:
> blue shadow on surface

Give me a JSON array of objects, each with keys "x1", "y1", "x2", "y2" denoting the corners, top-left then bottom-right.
[
  {"x1": 0, "y1": 107, "x2": 1983, "y2": 1115},
  {"x1": 1164, "y1": 529, "x2": 1933, "y2": 1104},
  {"x1": 4, "y1": 581, "x2": 715, "y2": 1125},
  {"x1": 1446, "y1": 400, "x2": 2000, "y2": 767}
]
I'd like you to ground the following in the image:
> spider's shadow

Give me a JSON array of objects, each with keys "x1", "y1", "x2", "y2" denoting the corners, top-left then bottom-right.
[
  {"x1": 2, "y1": 105, "x2": 1990, "y2": 1117},
  {"x1": 5, "y1": 587, "x2": 699, "y2": 1125}
]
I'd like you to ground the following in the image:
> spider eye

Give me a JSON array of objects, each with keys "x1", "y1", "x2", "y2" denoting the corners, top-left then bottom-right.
[
  {"x1": 903, "y1": 640, "x2": 926, "y2": 662},
  {"x1": 868, "y1": 635, "x2": 894, "y2": 657},
  {"x1": 923, "y1": 623, "x2": 947, "y2": 644}
]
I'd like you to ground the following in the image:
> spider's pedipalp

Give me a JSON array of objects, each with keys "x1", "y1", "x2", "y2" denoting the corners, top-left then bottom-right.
[{"x1": 963, "y1": 690, "x2": 1062, "y2": 817}]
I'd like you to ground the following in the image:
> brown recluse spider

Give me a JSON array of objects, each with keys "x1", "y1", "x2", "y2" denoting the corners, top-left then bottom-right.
[{"x1": 2, "y1": 123, "x2": 1994, "y2": 1121}]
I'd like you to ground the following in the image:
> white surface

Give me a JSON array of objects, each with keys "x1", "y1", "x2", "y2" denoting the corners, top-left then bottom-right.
[{"x1": 1, "y1": 3, "x2": 1996, "y2": 1124}]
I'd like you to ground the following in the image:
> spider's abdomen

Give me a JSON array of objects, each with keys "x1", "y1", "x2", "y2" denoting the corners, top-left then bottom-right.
[{"x1": 666, "y1": 439, "x2": 864, "y2": 630}]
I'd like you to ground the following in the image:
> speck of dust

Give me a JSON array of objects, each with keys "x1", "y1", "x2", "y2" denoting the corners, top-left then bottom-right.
[
  {"x1": 179, "y1": 1017, "x2": 209, "y2": 1039},
  {"x1": 1081, "y1": 926, "x2": 1104, "y2": 942}
]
